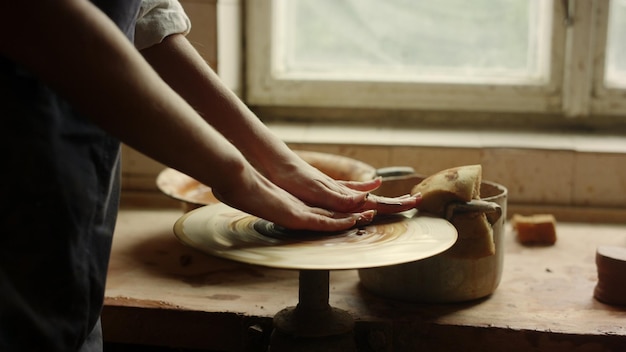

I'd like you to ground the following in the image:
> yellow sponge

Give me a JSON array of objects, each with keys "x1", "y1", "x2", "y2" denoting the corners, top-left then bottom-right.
[{"x1": 511, "y1": 214, "x2": 557, "y2": 245}]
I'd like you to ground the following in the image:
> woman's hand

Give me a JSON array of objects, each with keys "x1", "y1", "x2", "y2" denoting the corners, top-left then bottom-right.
[
  {"x1": 259, "y1": 151, "x2": 421, "y2": 216},
  {"x1": 210, "y1": 164, "x2": 378, "y2": 232}
]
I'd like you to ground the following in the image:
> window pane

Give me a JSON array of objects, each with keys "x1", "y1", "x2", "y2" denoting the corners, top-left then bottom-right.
[
  {"x1": 274, "y1": 0, "x2": 552, "y2": 84},
  {"x1": 605, "y1": 0, "x2": 626, "y2": 89}
]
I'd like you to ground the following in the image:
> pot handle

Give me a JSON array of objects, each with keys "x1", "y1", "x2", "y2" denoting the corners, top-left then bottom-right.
[
  {"x1": 376, "y1": 167, "x2": 503, "y2": 226},
  {"x1": 445, "y1": 200, "x2": 503, "y2": 226},
  {"x1": 375, "y1": 166, "x2": 416, "y2": 178}
]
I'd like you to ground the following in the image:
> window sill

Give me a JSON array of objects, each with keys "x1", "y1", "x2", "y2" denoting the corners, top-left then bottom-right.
[
  {"x1": 267, "y1": 122, "x2": 626, "y2": 222},
  {"x1": 267, "y1": 121, "x2": 626, "y2": 153}
]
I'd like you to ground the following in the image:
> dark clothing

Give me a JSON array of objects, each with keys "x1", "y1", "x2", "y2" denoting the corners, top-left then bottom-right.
[{"x1": 0, "y1": 1, "x2": 141, "y2": 351}]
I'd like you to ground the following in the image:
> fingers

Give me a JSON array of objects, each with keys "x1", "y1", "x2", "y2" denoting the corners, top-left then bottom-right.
[
  {"x1": 302, "y1": 182, "x2": 421, "y2": 215},
  {"x1": 273, "y1": 191, "x2": 418, "y2": 232},
  {"x1": 276, "y1": 209, "x2": 378, "y2": 232},
  {"x1": 336, "y1": 177, "x2": 382, "y2": 192},
  {"x1": 354, "y1": 192, "x2": 422, "y2": 214}
]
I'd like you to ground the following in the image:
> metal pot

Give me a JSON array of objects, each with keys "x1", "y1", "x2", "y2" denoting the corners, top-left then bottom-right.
[{"x1": 360, "y1": 173, "x2": 508, "y2": 303}]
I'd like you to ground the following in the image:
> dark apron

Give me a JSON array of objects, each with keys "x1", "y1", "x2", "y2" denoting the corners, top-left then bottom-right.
[{"x1": 0, "y1": 1, "x2": 141, "y2": 351}]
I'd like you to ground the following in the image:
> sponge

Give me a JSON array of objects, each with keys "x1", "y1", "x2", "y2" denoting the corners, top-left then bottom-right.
[{"x1": 510, "y1": 214, "x2": 557, "y2": 245}]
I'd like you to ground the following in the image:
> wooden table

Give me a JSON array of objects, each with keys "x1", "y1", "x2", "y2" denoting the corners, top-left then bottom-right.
[{"x1": 103, "y1": 208, "x2": 626, "y2": 351}]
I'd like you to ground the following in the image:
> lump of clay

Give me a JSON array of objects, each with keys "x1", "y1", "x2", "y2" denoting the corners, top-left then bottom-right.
[
  {"x1": 510, "y1": 214, "x2": 557, "y2": 245},
  {"x1": 411, "y1": 165, "x2": 495, "y2": 259},
  {"x1": 594, "y1": 245, "x2": 626, "y2": 306}
]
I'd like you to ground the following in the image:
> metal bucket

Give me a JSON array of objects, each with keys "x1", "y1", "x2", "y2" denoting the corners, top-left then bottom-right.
[{"x1": 359, "y1": 176, "x2": 508, "y2": 303}]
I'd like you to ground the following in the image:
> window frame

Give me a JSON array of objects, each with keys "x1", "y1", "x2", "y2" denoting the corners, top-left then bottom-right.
[
  {"x1": 244, "y1": 0, "x2": 626, "y2": 124},
  {"x1": 590, "y1": 0, "x2": 626, "y2": 116}
]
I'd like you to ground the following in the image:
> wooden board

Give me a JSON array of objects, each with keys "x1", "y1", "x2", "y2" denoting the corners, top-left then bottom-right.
[{"x1": 104, "y1": 208, "x2": 626, "y2": 351}]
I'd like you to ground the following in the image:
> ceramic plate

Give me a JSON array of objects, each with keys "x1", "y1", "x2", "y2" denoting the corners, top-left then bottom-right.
[{"x1": 173, "y1": 203, "x2": 457, "y2": 270}]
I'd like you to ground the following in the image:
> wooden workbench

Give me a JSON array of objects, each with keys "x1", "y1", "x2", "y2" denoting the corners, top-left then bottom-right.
[{"x1": 103, "y1": 208, "x2": 626, "y2": 352}]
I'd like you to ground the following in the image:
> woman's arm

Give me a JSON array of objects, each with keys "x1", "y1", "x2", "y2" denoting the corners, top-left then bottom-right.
[{"x1": 140, "y1": 34, "x2": 420, "y2": 214}]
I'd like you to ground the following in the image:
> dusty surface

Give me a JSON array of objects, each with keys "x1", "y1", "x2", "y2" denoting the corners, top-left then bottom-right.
[{"x1": 104, "y1": 208, "x2": 626, "y2": 351}]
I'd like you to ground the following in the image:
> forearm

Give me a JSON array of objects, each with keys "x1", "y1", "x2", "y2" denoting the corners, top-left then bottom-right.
[
  {"x1": 140, "y1": 34, "x2": 292, "y2": 175},
  {"x1": 0, "y1": 0, "x2": 247, "y2": 190}
]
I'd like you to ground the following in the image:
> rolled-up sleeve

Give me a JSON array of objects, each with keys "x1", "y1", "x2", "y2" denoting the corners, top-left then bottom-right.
[{"x1": 135, "y1": 0, "x2": 192, "y2": 50}]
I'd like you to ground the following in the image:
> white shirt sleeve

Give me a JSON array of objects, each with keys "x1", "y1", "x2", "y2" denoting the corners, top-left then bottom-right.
[{"x1": 135, "y1": 0, "x2": 192, "y2": 50}]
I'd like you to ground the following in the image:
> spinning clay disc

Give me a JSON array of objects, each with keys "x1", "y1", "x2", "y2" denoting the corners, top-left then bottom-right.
[{"x1": 174, "y1": 203, "x2": 457, "y2": 270}]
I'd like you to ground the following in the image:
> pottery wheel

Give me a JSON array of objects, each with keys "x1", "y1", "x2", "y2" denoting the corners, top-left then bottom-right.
[{"x1": 173, "y1": 202, "x2": 457, "y2": 270}]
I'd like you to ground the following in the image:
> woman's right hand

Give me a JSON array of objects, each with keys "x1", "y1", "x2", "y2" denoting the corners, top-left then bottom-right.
[{"x1": 211, "y1": 165, "x2": 377, "y2": 232}]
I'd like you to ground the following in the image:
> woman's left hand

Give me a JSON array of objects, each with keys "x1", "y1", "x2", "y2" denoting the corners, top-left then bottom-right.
[{"x1": 263, "y1": 153, "x2": 421, "y2": 215}]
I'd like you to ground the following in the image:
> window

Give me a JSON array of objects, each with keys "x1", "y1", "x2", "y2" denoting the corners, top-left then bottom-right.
[
  {"x1": 245, "y1": 0, "x2": 626, "y2": 122},
  {"x1": 274, "y1": 0, "x2": 551, "y2": 85},
  {"x1": 594, "y1": 0, "x2": 626, "y2": 116},
  {"x1": 605, "y1": 0, "x2": 626, "y2": 89}
]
